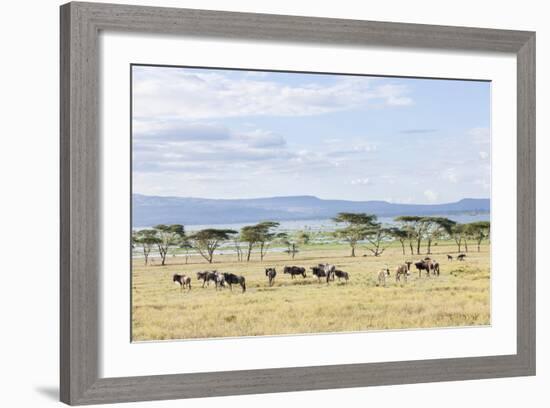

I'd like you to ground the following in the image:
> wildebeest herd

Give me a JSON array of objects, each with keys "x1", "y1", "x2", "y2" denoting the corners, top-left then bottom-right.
[
  {"x1": 172, "y1": 254, "x2": 468, "y2": 294},
  {"x1": 193, "y1": 270, "x2": 247, "y2": 292}
]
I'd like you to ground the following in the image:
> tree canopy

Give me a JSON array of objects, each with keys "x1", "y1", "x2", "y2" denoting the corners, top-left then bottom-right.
[
  {"x1": 132, "y1": 229, "x2": 160, "y2": 265},
  {"x1": 188, "y1": 228, "x2": 237, "y2": 263},
  {"x1": 363, "y1": 226, "x2": 392, "y2": 257},
  {"x1": 421, "y1": 217, "x2": 456, "y2": 254},
  {"x1": 279, "y1": 230, "x2": 310, "y2": 260},
  {"x1": 239, "y1": 221, "x2": 281, "y2": 261},
  {"x1": 387, "y1": 226, "x2": 409, "y2": 255},
  {"x1": 152, "y1": 224, "x2": 186, "y2": 265},
  {"x1": 333, "y1": 212, "x2": 379, "y2": 257},
  {"x1": 464, "y1": 221, "x2": 490, "y2": 251},
  {"x1": 394, "y1": 216, "x2": 455, "y2": 255}
]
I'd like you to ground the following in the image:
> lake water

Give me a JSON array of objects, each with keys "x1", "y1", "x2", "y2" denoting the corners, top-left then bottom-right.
[
  {"x1": 133, "y1": 213, "x2": 490, "y2": 258},
  {"x1": 184, "y1": 213, "x2": 490, "y2": 233}
]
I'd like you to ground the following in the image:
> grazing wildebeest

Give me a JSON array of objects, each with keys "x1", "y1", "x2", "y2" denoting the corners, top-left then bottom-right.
[
  {"x1": 334, "y1": 269, "x2": 349, "y2": 282},
  {"x1": 321, "y1": 264, "x2": 336, "y2": 283},
  {"x1": 310, "y1": 265, "x2": 326, "y2": 282},
  {"x1": 173, "y1": 273, "x2": 191, "y2": 291},
  {"x1": 423, "y1": 258, "x2": 440, "y2": 276},
  {"x1": 196, "y1": 270, "x2": 219, "y2": 288},
  {"x1": 222, "y1": 272, "x2": 246, "y2": 293},
  {"x1": 395, "y1": 262, "x2": 412, "y2": 282},
  {"x1": 377, "y1": 267, "x2": 390, "y2": 287},
  {"x1": 457, "y1": 254, "x2": 467, "y2": 261},
  {"x1": 265, "y1": 267, "x2": 277, "y2": 286},
  {"x1": 414, "y1": 260, "x2": 431, "y2": 278},
  {"x1": 214, "y1": 272, "x2": 226, "y2": 290},
  {"x1": 283, "y1": 266, "x2": 306, "y2": 279},
  {"x1": 196, "y1": 271, "x2": 208, "y2": 286},
  {"x1": 447, "y1": 254, "x2": 453, "y2": 261},
  {"x1": 429, "y1": 260, "x2": 440, "y2": 276}
]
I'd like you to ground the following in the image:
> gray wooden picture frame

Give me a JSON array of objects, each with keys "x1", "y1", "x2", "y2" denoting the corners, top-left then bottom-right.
[{"x1": 60, "y1": 1, "x2": 536, "y2": 405}]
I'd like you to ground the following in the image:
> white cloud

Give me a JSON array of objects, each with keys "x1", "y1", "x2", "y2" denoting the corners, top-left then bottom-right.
[
  {"x1": 469, "y1": 127, "x2": 490, "y2": 144},
  {"x1": 132, "y1": 123, "x2": 292, "y2": 174},
  {"x1": 374, "y1": 84, "x2": 413, "y2": 106},
  {"x1": 423, "y1": 189, "x2": 439, "y2": 203},
  {"x1": 474, "y1": 178, "x2": 490, "y2": 191},
  {"x1": 350, "y1": 178, "x2": 370, "y2": 185},
  {"x1": 133, "y1": 121, "x2": 231, "y2": 141},
  {"x1": 133, "y1": 67, "x2": 413, "y2": 120},
  {"x1": 330, "y1": 142, "x2": 378, "y2": 160},
  {"x1": 441, "y1": 168, "x2": 459, "y2": 183},
  {"x1": 131, "y1": 67, "x2": 489, "y2": 202},
  {"x1": 323, "y1": 138, "x2": 342, "y2": 144},
  {"x1": 237, "y1": 129, "x2": 286, "y2": 148}
]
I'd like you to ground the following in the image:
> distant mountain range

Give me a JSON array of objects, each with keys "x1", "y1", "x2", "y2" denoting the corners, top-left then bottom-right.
[{"x1": 132, "y1": 194, "x2": 490, "y2": 227}]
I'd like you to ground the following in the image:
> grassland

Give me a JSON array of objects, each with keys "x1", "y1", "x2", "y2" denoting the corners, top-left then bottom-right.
[{"x1": 131, "y1": 241, "x2": 490, "y2": 341}]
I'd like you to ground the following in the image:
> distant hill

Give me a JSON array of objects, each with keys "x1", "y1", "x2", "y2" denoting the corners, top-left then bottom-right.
[{"x1": 132, "y1": 194, "x2": 490, "y2": 227}]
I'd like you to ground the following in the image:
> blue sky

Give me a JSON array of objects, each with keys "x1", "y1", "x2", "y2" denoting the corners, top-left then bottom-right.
[{"x1": 132, "y1": 65, "x2": 490, "y2": 204}]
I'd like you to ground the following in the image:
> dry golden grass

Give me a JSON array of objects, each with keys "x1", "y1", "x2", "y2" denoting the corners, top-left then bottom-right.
[{"x1": 132, "y1": 241, "x2": 490, "y2": 341}]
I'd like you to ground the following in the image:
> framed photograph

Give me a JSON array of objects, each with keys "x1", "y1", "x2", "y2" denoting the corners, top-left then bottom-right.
[{"x1": 60, "y1": 2, "x2": 535, "y2": 405}]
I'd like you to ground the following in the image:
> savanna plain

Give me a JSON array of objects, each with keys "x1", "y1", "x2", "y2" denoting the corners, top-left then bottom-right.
[{"x1": 132, "y1": 241, "x2": 490, "y2": 341}]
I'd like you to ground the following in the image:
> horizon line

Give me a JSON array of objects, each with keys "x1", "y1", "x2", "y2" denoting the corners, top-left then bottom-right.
[{"x1": 132, "y1": 193, "x2": 490, "y2": 206}]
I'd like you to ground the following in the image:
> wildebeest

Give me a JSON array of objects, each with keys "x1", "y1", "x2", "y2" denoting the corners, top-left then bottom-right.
[
  {"x1": 265, "y1": 267, "x2": 277, "y2": 286},
  {"x1": 395, "y1": 261, "x2": 412, "y2": 282},
  {"x1": 196, "y1": 270, "x2": 218, "y2": 288},
  {"x1": 222, "y1": 272, "x2": 246, "y2": 293},
  {"x1": 423, "y1": 259, "x2": 440, "y2": 276},
  {"x1": 377, "y1": 267, "x2": 390, "y2": 287},
  {"x1": 334, "y1": 269, "x2": 349, "y2": 282},
  {"x1": 431, "y1": 261, "x2": 440, "y2": 276},
  {"x1": 414, "y1": 260, "x2": 431, "y2": 278},
  {"x1": 173, "y1": 273, "x2": 191, "y2": 291},
  {"x1": 321, "y1": 264, "x2": 336, "y2": 282},
  {"x1": 457, "y1": 254, "x2": 467, "y2": 261},
  {"x1": 214, "y1": 272, "x2": 226, "y2": 290},
  {"x1": 418, "y1": 259, "x2": 440, "y2": 276},
  {"x1": 310, "y1": 265, "x2": 326, "y2": 282},
  {"x1": 283, "y1": 266, "x2": 306, "y2": 279},
  {"x1": 447, "y1": 254, "x2": 453, "y2": 261}
]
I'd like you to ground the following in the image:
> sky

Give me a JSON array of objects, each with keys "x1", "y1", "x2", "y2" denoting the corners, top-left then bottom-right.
[{"x1": 132, "y1": 65, "x2": 491, "y2": 204}]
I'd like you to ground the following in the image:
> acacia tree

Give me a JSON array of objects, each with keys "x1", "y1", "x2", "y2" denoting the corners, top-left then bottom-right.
[
  {"x1": 240, "y1": 225, "x2": 261, "y2": 262},
  {"x1": 364, "y1": 225, "x2": 392, "y2": 257},
  {"x1": 132, "y1": 229, "x2": 159, "y2": 265},
  {"x1": 280, "y1": 231, "x2": 310, "y2": 259},
  {"x1": 388, "y1": 227, "x2": 408, "y2": 255},
  {"x1": 423, "y1": 217, "x2": 456, "y2": 254},
  {"x1": 285, "y1": 240, "x2": 299, "y2": 259},
  {"x1": 278, "y1": 232, "x2": 297, "y2": 259},
  {"x1": 152, "y1": 224, "x2": 185, "y2": 266},
  {"x1": 451, "y1": 224, "x2": 466, "y2": 252},
  {"x1": 179, "y1": 238, "x2": 193, "y2": 264},
  {"x1": 239, "y1": 222, "x2": 281, "y2": 261},
  {"x1": 333, "y1": 212, "x2": 378, "y2": 257},
  {"x1": 465, "y1": 221, "x2": 491, "y2": 252},
  {"x1": 188, "y1": 228, "x2": 237, "y2": 263},
  {"x1": 256, "y1": 221, "x2": 281, "y2": 261},
  {"x1": 403, "y1": 224, "x2": 416, "y2": 255},
  {"x1": 297, "y1": 231, "x2": 310, "y2": 245},
  {"x1": 394, "y1": 216, "x2": 430, "y2": 255},
  {"x1": 232, "y1": 234, "x2": 244, "y2": 262},
  {"x1": 463, "y1": 226, "x2": 470, "y2": 252}
]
